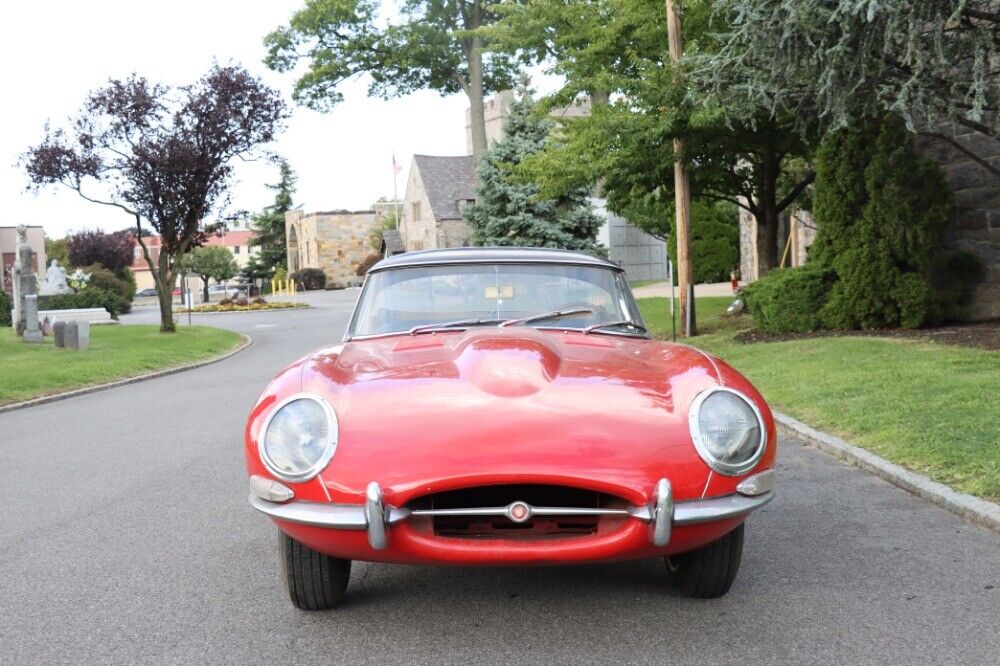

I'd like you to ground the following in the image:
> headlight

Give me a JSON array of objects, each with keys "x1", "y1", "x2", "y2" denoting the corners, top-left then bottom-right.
[
  {"x1": 259, "y1": 394, "x2": 338, "y2": 482},
  {"x1": 688, "y1": 387, "x2": 766, "y2": 475}
]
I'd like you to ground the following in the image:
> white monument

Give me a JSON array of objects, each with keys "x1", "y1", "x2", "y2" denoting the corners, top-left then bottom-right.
[{"x1": 40, "y1": 259, "x2": 71, "y2": 295}]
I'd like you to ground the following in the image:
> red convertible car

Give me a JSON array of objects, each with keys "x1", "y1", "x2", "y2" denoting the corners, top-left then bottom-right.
[{"x1": 245, "y1": 248, "x2": 775, "y2": 609}]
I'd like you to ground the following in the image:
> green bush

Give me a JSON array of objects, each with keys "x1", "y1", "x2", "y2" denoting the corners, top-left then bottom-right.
[
  {"x1": 743, "y1": 264, "x2": 836, "y2": 333},
  {"x1": 81, "y1": 264, "x2": 134, "y2": 302},
  {"x1": 811, "y1": 116, "x2": 958, "y2": 330},
  {"x1": 39, "y1": 287, "x2": 131, "y2": 319},
  {"x1": 117, "y1": 266, "x2": 137, "y2": 301},
  {"x1": 667, "y1": 201, "x2": 740, "y2": 284},
  {"x1": 0, "y1": 290, "x2": 11, "y2": 327},
  {"x1": 291, "y1": 268, "x2": 327, "y2": 290}
]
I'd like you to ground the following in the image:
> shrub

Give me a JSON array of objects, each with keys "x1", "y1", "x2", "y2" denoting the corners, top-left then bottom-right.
[
  {"x1": 811, "y1": 116, "x2": 956, "y2": 330},
  {"x1": 667, "y1": 201, "x2": 740, "y2": 284},
  {"x1": 81, "y1": 264, "x2": 133, "y2": 302},
  {"x1": 291, "y1": 268, "x2": 326, "y2": 290},
  {"x1": 117, "y1": 266, "x2": 137, "y2": 301},
  {"x1": 0, "y1": 290, "x2": 11, "y2": 327},
  {"x1": 743, "y1": 264, "x2": 836, "y2": 333},
  {"x1": 355, "y1": 253, "x2": 381, "y2": 277},
  {"x1": 39, "y1": 287, "x2": 131, "y2": 319},
  {"x1": 252, "y1": 297, "x2": 268, "y2": 305}
]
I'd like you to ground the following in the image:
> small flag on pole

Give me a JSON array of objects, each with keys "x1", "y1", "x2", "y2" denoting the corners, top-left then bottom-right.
[{"x1": 392, "y1": 154, "x2": 402, "y2": 175}]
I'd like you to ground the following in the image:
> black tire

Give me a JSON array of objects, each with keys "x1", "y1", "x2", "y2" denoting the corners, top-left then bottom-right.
[
  {"x1": 279, "y1": 532, "x2": 351, "y2": 610},
  {"x1": 666, "y1": 523, "x2": 744, "y2": 598}
]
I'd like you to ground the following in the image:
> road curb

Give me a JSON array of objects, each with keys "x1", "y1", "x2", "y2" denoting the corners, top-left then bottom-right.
[
  {"x1": 775, "y1": 411, "x2": 1000, "y2": 535},
  {"x1": 176, "y1": 306, "x2": 312, "y2": 316},
  {"x1": 0, "y1": 333, "x2": 252, "y2": 415}
]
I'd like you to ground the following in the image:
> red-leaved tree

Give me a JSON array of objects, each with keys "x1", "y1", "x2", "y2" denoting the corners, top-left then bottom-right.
[
  {"x1": 23, "y1": 65, "x2": 287, "y2": 332},
  {"x1": 67, "y1": 229, "x2": 135, "y2": 272}
]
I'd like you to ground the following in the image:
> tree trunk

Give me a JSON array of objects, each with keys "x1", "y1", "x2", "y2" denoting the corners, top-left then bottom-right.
[
  {"x1": 156, "y1": 279, "x2": 175, "y2": 333},
  {"x1": 202, "y1": 276, "x2": 210, "y2": 303},
  {"x1": 466, "y1": 36, "x2": 488, "y2": 164},
  {"x1": 156, "y1": 256, "x2": 176, "y2": 333},
  {"x1": 754, "y1": 147, "x2": 781, "y2": 275}
]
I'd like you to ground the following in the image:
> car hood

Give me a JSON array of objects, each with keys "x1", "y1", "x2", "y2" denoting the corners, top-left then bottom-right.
[{"x1": 295, "y1": 328, "x2": 725, "y2": 502}]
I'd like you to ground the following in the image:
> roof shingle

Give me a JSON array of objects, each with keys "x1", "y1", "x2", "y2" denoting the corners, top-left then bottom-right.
[{"x1": 413, "y1": 155, "x2": 477, "y2": 221}]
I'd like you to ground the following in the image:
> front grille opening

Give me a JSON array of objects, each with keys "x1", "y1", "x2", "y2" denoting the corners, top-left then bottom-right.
[{"x1": 407, "y1": 484, "x2": 627, "y2": 540}]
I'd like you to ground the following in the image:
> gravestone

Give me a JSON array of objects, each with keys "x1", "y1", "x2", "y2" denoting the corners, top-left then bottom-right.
[
  {"x1": 64, "y1": 321, "x2": 90, "y2": 351},
  {"x1": 23, "y1": 294, "x2": 43, "y2": 343},
  {"x1": 53, "y1": 320, "x2": 66, "y2": 347},
  {"x1": 12, "y1": 224, "x2": 38, "y2": 336}
]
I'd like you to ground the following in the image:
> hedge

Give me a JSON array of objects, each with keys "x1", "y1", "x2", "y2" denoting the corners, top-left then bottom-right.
[{"x1": 38, "y1": 287, "x2": 131, "y2": 319}]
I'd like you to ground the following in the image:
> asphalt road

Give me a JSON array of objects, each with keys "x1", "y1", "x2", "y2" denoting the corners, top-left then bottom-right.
[{"x1": 2, "y1": 291, "x2": 998, "y2": 665}]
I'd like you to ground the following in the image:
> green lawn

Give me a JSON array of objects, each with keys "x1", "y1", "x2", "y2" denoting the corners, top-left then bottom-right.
[
  {"x1": 638, "y1": 297, "x2": 1000, "y2": 501},
  {"x1": 628, "y1": 279, "x2": 666, "y2": 289},
  {"x1": 0, "y1": 325, "x2": 242, "y2": 406}
]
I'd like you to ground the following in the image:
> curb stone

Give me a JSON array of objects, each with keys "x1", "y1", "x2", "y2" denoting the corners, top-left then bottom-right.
[
  {"x1": 775, "y1": 411, "x2": 1000, "y2": 535},
  {"x1": 0, "y1": 333, "x2": 252, "y2": 415},
  {"x1": 176, "y1": 306, "x2": 312, "y2": 316}
]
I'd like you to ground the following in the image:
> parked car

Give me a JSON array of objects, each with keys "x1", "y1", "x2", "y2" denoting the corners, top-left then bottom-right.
[
  {"x1": 245, "y1": 248, "x2": 776, "y2": 610},
  {"x1": 136, "y1": 288, "x2": 158, "y2": 297},
  {"x1": 208, "y1": 284, "x2": 241, "y2": 299}
]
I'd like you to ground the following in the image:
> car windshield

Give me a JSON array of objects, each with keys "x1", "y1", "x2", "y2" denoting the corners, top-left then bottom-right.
[{"x1": 347, "y1": 263, "x2": 645, "y2": 339}]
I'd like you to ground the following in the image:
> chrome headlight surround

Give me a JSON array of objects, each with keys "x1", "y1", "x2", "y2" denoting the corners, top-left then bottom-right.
[
  {"x1": 258, "y1": 393, "x2": 338, "y2": 483},
  {"x1": 688, "y1": 387, "x2": 767, "y2": 476}
]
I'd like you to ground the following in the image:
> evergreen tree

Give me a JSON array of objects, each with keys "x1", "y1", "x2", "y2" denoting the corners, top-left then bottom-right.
[
  {"x1": 463, "y1": 95, "x2": 604, "y2": 254},
  {"x1": 250, "y1": 161, "x2": 296, "y2": 275}
]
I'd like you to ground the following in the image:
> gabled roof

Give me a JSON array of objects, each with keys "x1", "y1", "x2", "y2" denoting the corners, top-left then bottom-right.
[
  {"x1": 412, "y1": 155, "x2": 476, "y2": 221},
  {"x1": 380, "y1": 228, "x2": 405, "y2": 255}
]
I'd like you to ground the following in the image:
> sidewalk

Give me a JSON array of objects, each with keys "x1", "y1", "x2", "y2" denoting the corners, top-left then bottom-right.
[{"x1": 631, "y1": 281, "x2": 737, "y2": 299}]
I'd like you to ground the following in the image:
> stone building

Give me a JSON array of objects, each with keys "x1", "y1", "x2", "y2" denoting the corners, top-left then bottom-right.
[
  {"x1": 285, "y1": 209, "x2": 381, "y2": 286},
  {"x1": 1, "y1": 225, "x2": 46, "y2": 295},
  {"x1": 916, "y1": 125, "x2": 1000, "y2": 320},
  {"x1": 399, "y1": 155, "x2": 477, "y2": 251},
  {"x1": 739, "y1": 125, "x2": 1000, "y2": 321}
]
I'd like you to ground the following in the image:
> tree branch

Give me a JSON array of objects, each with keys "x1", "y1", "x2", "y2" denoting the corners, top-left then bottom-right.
[{"x1": 776, "y1": 171, "x2": 816, "y2": 213}]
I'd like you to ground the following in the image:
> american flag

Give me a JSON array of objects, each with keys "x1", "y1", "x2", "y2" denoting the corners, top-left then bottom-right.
[{"x1": 392, "y1": 154, "x2": 402, "y2": 175}]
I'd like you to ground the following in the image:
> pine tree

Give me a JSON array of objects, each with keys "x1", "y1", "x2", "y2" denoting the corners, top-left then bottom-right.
[
  {"x1": 463, "y1": 95, "x2": 605, "y2": 255},
  {"x1": 250, "y1": 161, "x2": 296, "y2": 275}
]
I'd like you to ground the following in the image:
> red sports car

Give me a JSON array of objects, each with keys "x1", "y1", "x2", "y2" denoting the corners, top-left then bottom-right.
[{"x1": 245, "y1": 248, "x2": 775, "y2": 609}]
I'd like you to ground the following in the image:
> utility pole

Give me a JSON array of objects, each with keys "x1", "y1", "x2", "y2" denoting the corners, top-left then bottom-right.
[{"x1": 665, "y1": 0, "x2": 696, "y2": 336}]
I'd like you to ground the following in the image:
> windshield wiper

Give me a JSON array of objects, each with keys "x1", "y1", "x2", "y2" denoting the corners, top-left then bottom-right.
[
  {"x1": 499, "y1": 307, "x2": 594, "y2": 328},
  {"x1": 408, "y1": 318, "x2": 505, "y2": 335},
  {"x1": 582, "y1": 320, "x2": 648, "y2": 335}
]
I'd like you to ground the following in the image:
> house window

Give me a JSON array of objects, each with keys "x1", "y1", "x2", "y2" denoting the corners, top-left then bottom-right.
[
  {"x1": 411, "y1": 201, "x2": 421, "y2": 221},
  {"x1": 234, "y1": 246, "x2": 240, "y2": 255}
]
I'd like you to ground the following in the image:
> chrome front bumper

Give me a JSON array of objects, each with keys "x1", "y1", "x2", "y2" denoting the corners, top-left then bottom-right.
[{"x1": 249, "y1": 470, "x2": 775, "y2": 551}]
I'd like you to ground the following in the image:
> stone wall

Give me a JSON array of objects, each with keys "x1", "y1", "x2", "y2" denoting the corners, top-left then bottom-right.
[
  {"x1": 915, "y1": 124, "x2": 1000, "y2": 320},
  {"x1": 285, "y1": 210, "x2": 381, "y2": 286}
]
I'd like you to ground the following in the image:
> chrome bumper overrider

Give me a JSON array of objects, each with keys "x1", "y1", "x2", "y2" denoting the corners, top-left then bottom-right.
[{"x1": 249, "y1": 471, "x2": 775, "y2": 551}]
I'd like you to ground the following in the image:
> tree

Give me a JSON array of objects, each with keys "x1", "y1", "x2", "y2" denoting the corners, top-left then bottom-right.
[
  {"x1": 23, "y1": 65, "x2": 286, "y2": 332},
  {"x1": 182, "y1": 245, "x2": 239, "y2": 302},
  {"x1": 67, "y1": 229, "x2": 134, "y2": 271},
  {"x1": 463, "y1": 93, "x2": 604, "y2": 253},
  {"x1": 249, "y1": 160, "x2": 296, "y2": 275},
  {"x1": 264, "y1": 0, "x2": 523, "y2": 161},
  {"x1": 699, "y1": 0, "x2": 1000, "y2": 178},
  {"x1": 44, "y1": 235, "x2": 70, "y2": 267},
  {"x1": 490, "y1": 0, "x2": 815, "y2": 274}
]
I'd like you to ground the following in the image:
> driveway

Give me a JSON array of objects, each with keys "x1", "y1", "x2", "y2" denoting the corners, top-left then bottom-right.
[{"x1": 2, "y1": 292, "x2": 997, "y2": 664}]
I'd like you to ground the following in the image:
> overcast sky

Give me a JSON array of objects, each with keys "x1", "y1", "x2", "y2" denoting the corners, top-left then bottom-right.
[{"x1": 1, "y1": 1, "x2": 529, "y2": 238}]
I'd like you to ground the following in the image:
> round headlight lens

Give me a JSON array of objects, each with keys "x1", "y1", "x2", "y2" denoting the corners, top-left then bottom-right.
[
  {"x1": 689, "y1": 388, "x2": 765, "y2": 475},
  {"x1": 260, "y1": 395, "x2": 337, "y2": 482}
]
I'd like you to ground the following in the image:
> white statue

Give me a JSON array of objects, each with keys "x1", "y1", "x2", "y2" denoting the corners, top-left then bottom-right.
[{"x1": 41, "y1": 259, "x2": 71, "y2": 295}]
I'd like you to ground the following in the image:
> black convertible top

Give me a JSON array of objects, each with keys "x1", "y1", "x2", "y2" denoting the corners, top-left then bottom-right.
[{"x1": 368, "y1": 247, "x2": 620, "y2": 273}]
